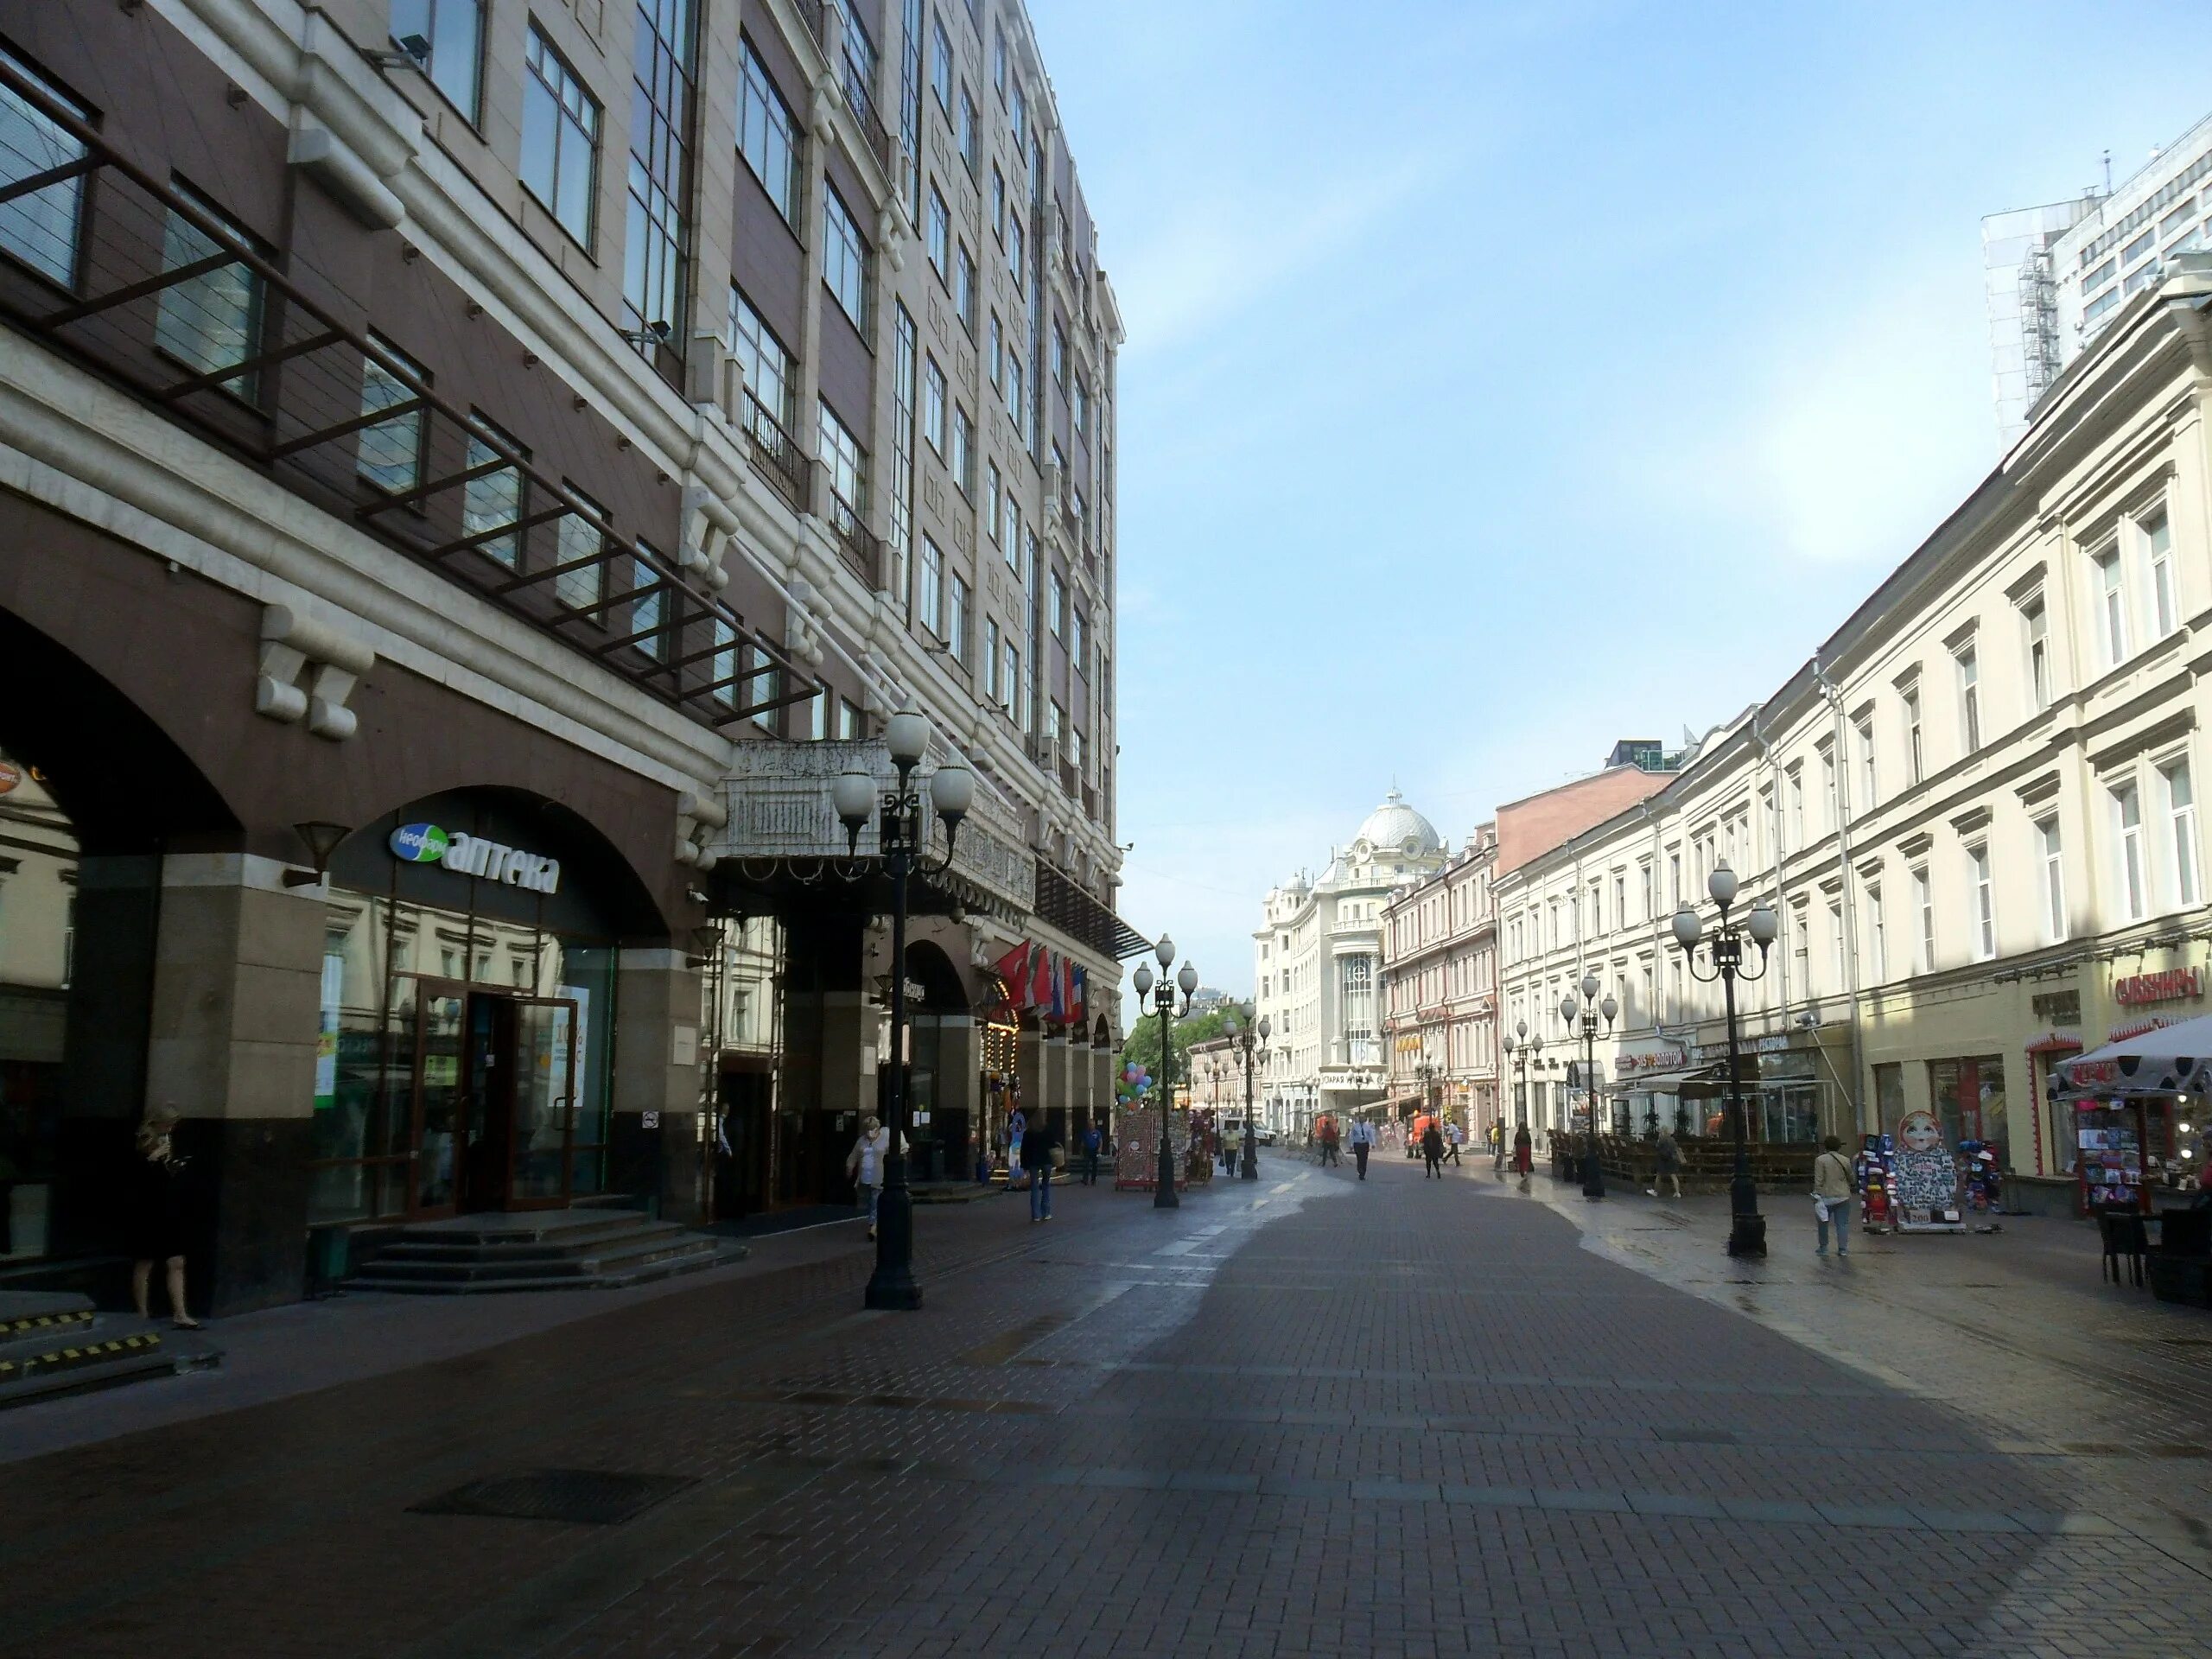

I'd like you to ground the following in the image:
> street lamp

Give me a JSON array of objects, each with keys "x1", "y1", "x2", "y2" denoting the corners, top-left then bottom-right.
[
  {"x1": 1130, "y1": 935, "x2": 1197, "y2": 1210},
  {"x1": 1670, "y1": 857, "x2": 1778, "y2": 1256},
  {"x1": 1223, "y1": 1002, "x2": 1264, "y2": 1181},
  {"x1": 1557, "y1": 972, "x2": 1620, "y2": 1201},
  {"x1": 833, "y1": 709, "x2": 973, "y2": 1311},
  {"x1": 1502, "y1": 1020, "x2": 1542, "y2": 1171}
]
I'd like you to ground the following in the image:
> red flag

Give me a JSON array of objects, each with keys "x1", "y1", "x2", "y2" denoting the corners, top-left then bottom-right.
[
  {"x1": 1029, "y1": 946, "x2": 1052, "y2": 1010},
  {"x1": 994, "y1": 940, "x2": 1032, "y2": 1005}
]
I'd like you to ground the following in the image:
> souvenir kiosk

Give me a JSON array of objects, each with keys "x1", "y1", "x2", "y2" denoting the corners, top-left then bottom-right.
[{"x1": 2051, "y1": 1015, "x2": 2212, "y2": 1215}]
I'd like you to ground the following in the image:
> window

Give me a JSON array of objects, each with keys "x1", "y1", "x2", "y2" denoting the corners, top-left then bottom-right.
[
  {"x1": 2146, "y1": 510, "x2": 2177, "y2": 637},
  {"x1": 1071, "y1": 374, "x2": 1087, "y2": 437},
  {"x1": 628, "y1": 545, "x2": 665, "y2": 658},
  {"x1": 988, "y1": 312, "x2": 1002, "y2": 387},
  {"x1": 822, "y1": 186, "x2": 870, "y2": 330},
  {"x1": 923, "y1": 357, "x2": 946, "y2": 452},
  {"x1": 1006, "y1": 209, "x2": 1024, "y2": 289},
  {"x1": 624, "y1": 0, "x2": 696, "y2": 345},
  {"x1": 1046, "y1": 699, "x2": 1062, "y2": 745},
  {"x1": 1001, "y1": 495, "x2": 1020, "y2": 567},
  {"x1": 2164, "y1": 758, "x2": 2199, "y2": 907},
  {"x1": 1904, "y1": 685, "x2": 1923, "y2": 783},
  {"x1": 1866, "y1": 883, "x2": 1885, "y2": 980},
  {"x1": 2023, "y1": 599, "x2": 2051, "y2": 711},
  {"x1": 1967, "y1": 843, "x2": 1993, "y2": 960},
  {"x1": 930, "y1": 14, "x2": 952, "y2": 111},
  {"x1": 1827, "y1": 899, "x2": 1845, "y2": 984},
  {"x1": 1001, "y1": 643, "x2": 1019, "y2": 715},
  {"x1": 522, "y1": 25, "x2": 600, "y2": 248},
  {"x1": 2096, "y1": 548, "x2": 2127, "y2": 666},
  {"x1": 390, "y1": 0, "x2": 483, "y2": 123},
  {"x1": 2114, "y1": 782, "x2": 2146, "y2": 921},
  {"x1": 1789, "y1": 901, "x2": 1810, "y2": 990},
  {"x1": 955, "y1": 241, "x2": 976, "y2": 333},
  {"x1": 1854, "y1": 716, "x2": 1875, "y2": 810},
  {"x1": 1956, "y1": 646, "x2": 1980, "y2": 753},
  {"x1": 985, "y1": 461, "x2": 1001, "y2": 543},
  {"x1": 1639, "y1": 862, "x2": 1653, "y2": 918},
  {"x1": 899, "y1": 0, "x2": 924, "y2": 217},
  {"x1": 0, "y1": 49, "x2": 90, "y2": 287},
  {"x1": 1819, "y1": 746, "x2": 1837, "y2": 830},
  {"x1": 1913, "y1": 867, "x2": 1935, "y2": 971},
  {"x1": 927, "y1": 185, "x2": 949, "y2": 277},
  {"x1": 839, "y1": 697, "x2": 864, "y2": 740},
  {"x1": 958, "y1": 87, "x2": 978, "y2": 172},
  {"x1": 357, "y1": 338, "x2": 428, "y2": 493},
  {"x1": 727, "y1": 286, "x2": 796, "y2": 438},
  {"x1": 800, "y1": 685, "x2": 826, "y2": 741},
  {"x1": 737, "y1": 41, "x2": 799, "y2": 222},
  {"x1": 2037, "y1": 819, "x2": 2065, "y2": 944},
  {"x1": 950, "y1": 403, "x2": 973, "y2": 495},
  {"x1": 984, "y1": 618, "x2": 1000, "y2": 697},
  {"x1": 992, "y1": 24, "x2": 1007, "y2": 95},
  {"x1": 709, "y1": 618, "x2": 737, "y2": 706},
  {"x1": 919, "y1": 535, "x2": 944, "y2": 635},
  {"x1": 1051, "y1": 321, "x2": 1066, "y2": 385},
  {"x1": 1786, "y1": 766, "x2": 1804, "y2": 849},
  {"x1": 745, "y1": 640, "x2": 778, "y2": 730},
  {"x1": 1049, "y1": 570, "x2": 1065, "y2": 637},
  {"x1": 461, "y1": 414, "x2": 525, "y2": 568},
  {"x1": 949, "y1": 575, "x2": 969, "y2": 664},
  {"x1": 816, "y1": 398, "x2": 867, "y2": 517},
  {"x1": 555, "y1": 486, "x2": 609, "y2": 613},
  {"x1": 889, "y1": 302, "x2": 918, "y2": 607},
  {"x1": 1004, "y1": 340, "x2": 1024, "y2": 423},
  {"x1": 155, "y1": 182, "x2": 267, "y2": 399},
  {"x1": 1009, "y1": 76, "x2": 1027, "y2": 147},
  {"x1": 1070, "y1": 607, "x2": 1084, "y2": 662},
  {"x1": 990, "y1": 163, "x2": 1006, "y2": 240}
]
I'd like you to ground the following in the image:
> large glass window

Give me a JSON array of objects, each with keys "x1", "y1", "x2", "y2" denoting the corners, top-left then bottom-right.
[
  {"x1": 462, "y1": 413, "x2": 526, "y2": 569},
  {"x1": 1904, "y1": 685, "x2": 1923, "y2": 783},
  {"x1": 2147, "y1": 510, "x2": 2177, "y2": 638},
  {"x1": 1913, "y1": 866, "x2": 1934, "y2": 971},
  {"x1": 955, "y1": 241, "x2": 976, "y2": 334},
  {"x1": 0, "y1": 48, "x2": 89, "y2": 288},
  {"x1": 154, "y1": 182, "x2": 267, "y2": 399},
  {"x1": 889, "y1": 302, "x2": 918, "y2": 611},
  {"x1": 899, "y1": 0, "x2": 923, "y2": 219},
  {"x1": 920, "y1": 534, "x2": 944, "y2": 636},
  {"x1": 817, "y1": 398, "x2": 868, "y2": 517},
  {"x1": 555, "y1": 486, "x2": 609, "y2": 613},
  {"x1": 357, "y1": 337, "x2": 428, "y2": 494},
  {"x1": 950, "y1": 402, "x2": 972, "y2": 495},
  {"x1": 1967, "y1": 842, "x2": 1993, "y2": 960},
  {"x1": 949, "y1": 574, "x2": 969, "y2": 664},
  {"x1": 923, "y1": 356, "x2": 946, "y2": 453},
  {"x1": 2024, "y1": 598, "x2": 2051, "y2": 711},
  {"x1": 1929, "y1": 1056, "x2": 2007, "y2": 1158},
  {"x1": 522, "y1": 25, "x2": 600, "y2": 248},
  {"x1": 1956, "y1": 646, "x2": 1980, "y2": 753},
  {"x1": 623, "y1": 0, "x2": 695, "y2": 341},
  {"x1": 927, "y1": 183, "x2": 950, "y2": 277},
  {"x1": 958, "y1": 86, "x2": 978, "y2": 172},
  {"x1": 930, "y1": 14, "x2": 952, "y2": 111},
  {"x1": 727, "y1": 285, "x2": 796, "y2": 440},
  {"x1": 737, "y1": 39, "x2": 799, "y2": 223},
  {"x1": 2037, "y1": 818, "x2": 2064, "y2": 943},
  {"x1": 2115, "y1": 781, "x2": 2147, "y2": 921},
  {"x1": 390, "y1": 0, "x2": 483, "y2": 124},
  {"x1": 823, "y1": 184, "x2": 870, "y2": 331},
  {"x1": 2096, "y1": 548, "x2": 2128, "y2": 666},
  {"x1": 2164, "y1": 758, "x2": 2199, "y2": 907}
]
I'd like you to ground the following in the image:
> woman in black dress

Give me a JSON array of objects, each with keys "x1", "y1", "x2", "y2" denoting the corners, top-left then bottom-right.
[{"x1": 130, "y1": 1106, "x2": 200, "y2": 1329}]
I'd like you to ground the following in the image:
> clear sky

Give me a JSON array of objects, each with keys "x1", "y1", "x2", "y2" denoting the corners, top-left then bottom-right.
[{"x1": 1027, "y1": 0, "x2": 2211, "y2": 1020}]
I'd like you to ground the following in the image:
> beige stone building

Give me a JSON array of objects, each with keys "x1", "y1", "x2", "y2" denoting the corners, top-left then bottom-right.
[
  {"x1": 1497, "y1": 256, "x2": 2212, "y2": 1212},
  {"x1": 1379, "y1": 823, "x2": 1499, "y2": 1141}
]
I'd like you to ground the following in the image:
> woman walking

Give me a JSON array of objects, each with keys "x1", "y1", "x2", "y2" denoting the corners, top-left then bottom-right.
[
  {"x1": 1512, "y1": 1123, "x2": 1533, "y2": 1191},
  {"x1": 1813, "y1": 1135, "x2": 1856, "y2": 1255},
  {"x1": 130, "y1": 1105, "x2": 200, "y2": 1329},
  {"x1": 846, "y1": 1115, "x2": 895, "y2": 1240},
  {"x1": 1421, "y1": 1120, "x2": 1446, "y2": 1179}
]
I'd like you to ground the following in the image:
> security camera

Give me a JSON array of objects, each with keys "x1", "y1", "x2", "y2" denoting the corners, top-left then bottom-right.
[
  {"x1": 367, "y1": 33, "x2": 431, "y2": 67},
  {"x1": 623, "y1": 320, "x2": 675, "y2": 348},
  {"x1": 685, "y1": 885, "x2": 710, "y2": 905}
]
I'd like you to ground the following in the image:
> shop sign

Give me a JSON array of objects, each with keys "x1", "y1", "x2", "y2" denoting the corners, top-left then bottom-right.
[
  {"x1": 1615, "y1": 1047, "x2": 1688, "y2": 1077},
  {"x1": 389, "y1": 821, "x2": 562, "y2": 894},
  {"x1": 2113, "y1": 968, "x2": 2202, "y2": 1007},
  {"x1": 1690, "y1": 1033, "x2": 1791, "y2": 1063}
]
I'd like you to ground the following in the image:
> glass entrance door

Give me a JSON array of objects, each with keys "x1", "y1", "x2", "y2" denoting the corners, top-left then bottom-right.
[
  {"x1": 507, "y1": 996, "x2": 578, "y2": 1207},
  {"x1": 410, "y1": 986, "x2": 467, "y2": 1216}
]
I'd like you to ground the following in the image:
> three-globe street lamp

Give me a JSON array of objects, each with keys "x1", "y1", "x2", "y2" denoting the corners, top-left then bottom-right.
[
  {"x1": 1502, "y1": 1020, "x2": 1543, "y2": 1158},
  {"x1": 1670, "y1": 857, "x2": 1779, "y2": 1257},
  {"x1": 832, "y1": 708, "x2": 974, "y2": 1311},
  {"x1": 1558, "y1": 973, "x2": 1619, "y2": 1201},
  {"x1": 1221, "y1": 1003, "x2": 1265, "y2": 1181},
  {"x1": 1131, "y1": 936, "x2": 1198, "y2": 1210}
]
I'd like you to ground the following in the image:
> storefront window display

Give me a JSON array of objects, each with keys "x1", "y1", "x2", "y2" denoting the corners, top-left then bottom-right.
[
  {"x1": 1756, "y1": 1051, "x2": 1827, "y2": 1143},
  {"x1": 1929, "y1": 1056, "x2": 2007, "y2": 1166}
]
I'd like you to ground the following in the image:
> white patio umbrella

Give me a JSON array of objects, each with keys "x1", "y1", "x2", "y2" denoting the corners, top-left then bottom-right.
[{"x1": 2052, "y1": 1014, "x2": 2212, "y2": 1100}]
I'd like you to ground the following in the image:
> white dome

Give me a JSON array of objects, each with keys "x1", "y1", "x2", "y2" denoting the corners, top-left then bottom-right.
[{"x1": 1352, "y1": 789, "x2": 1440, "y2": 857}]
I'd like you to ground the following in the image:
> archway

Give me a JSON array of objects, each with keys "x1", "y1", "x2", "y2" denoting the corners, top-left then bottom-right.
[{"x1": 902, "y1": 938, "x2": 976, "y2": 1184}]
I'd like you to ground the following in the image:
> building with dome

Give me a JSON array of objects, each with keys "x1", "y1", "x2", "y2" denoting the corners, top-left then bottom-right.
[{"x1": 1252, "y1": 791, "x2": 1449, "y2": 1136}]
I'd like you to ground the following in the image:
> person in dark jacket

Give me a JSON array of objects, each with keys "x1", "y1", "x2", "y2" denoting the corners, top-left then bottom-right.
[
  {"x1": 1081, "y1": 1122, "x2": 1103, "y2": 1185},
  {"x1": 130, "y1": 1105, "x2": 200, "y2": 1329},
  {"x1": 1512, "y1": 1124, "x2": 1534, "y2": 1189},
  {"x1": 1025, "y1": 1120, "x2": 1059, "y2": 1221},
  {"x1": 1421, "y1": 1121, "x2": 1446, "y2": 1179}
]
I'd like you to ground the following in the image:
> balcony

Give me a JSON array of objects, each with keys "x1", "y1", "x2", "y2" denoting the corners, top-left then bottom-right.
[
  {"x1": 838, "y1": 60, "x2": 894, "y2": 174},
  {"x1": 822, "y1": 478, "x2": 882, "y2": 591},
  {"x1": 712, "y1": 739, "x2": 1034, "y2": 918},
  {"x1": 0, "y1": 60, "x2": 808, "y2": 731},
  {"x1": 1033, "y1": 857, "x2": 1149, "y2": 962},
  {"x1": 743, "y1": 396, "x2": 808, "y2": 511}
]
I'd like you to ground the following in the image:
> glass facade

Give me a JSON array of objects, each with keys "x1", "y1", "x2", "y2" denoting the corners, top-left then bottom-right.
[{"x1": 0, "y1": 749, "x2": 72, "y2": 1262}]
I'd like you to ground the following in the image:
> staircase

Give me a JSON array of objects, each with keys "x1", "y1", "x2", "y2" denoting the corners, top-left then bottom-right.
[
  {"x1": 0, "y1": 1290, "x2": 220, "y2": 1409},
  {"x1": 346, "y1": 1207, "x2": 744, "y2": 1294}
]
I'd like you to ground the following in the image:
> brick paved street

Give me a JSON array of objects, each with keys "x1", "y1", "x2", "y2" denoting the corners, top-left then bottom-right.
[{"x1": 4, "y1": 1157, "x2": 2212, "y2": 1658}]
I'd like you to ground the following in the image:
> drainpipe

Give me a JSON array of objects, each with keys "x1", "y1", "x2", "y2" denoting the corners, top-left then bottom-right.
[
  {"x1": 1813, "y1": 652, "x2": 1870, "y2": 1137},
  {"x1": 1750, "y1": 714, "x2": 1792, "y2": 1023}
]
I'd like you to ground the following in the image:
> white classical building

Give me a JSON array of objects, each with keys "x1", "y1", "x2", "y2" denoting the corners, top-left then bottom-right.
[
  {"x1": 1253, "y1": 791, "x2": 1448, "y2": 1136},
  {"x1": 1498, "y1": 252, "x2": 2212, "y2": 1213}
]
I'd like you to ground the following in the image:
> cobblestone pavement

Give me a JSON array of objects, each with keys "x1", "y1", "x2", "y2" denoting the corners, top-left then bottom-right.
[{"x1": 3, "y1": 1155, "x2": 2210, "y2": 1658}]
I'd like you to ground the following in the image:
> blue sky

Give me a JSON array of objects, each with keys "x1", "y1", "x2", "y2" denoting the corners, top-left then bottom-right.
[{"x1": 1027, "y1": 0, "x2": 2211, "y2": 1015}]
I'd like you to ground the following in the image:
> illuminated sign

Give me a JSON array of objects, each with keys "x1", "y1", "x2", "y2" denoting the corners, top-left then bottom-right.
[{"x1": 388, "y1": 822, "x2": 562, "y2": 894}]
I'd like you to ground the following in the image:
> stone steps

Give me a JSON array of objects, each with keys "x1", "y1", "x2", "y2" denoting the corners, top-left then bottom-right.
[
  {"x1": 346, "y1": 1210, "x2": 744, "y2": 1294},
  {"x1": 0, "y1": 1291, "x2": 220, "y2": 1410}
]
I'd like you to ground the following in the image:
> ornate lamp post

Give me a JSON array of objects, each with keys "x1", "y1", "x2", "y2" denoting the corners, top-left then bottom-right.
[
  {"x1": 1222, "y1": 1002, "x2": 1264, "y2": 1180},
  {"x1": 1670, "y1": 857, "x2": 1779, "y2": 1256},
  {"x1": 1130, "y1": 935, "x2": 1197, "y2": 1210},
  {"x1": 1503, "y1": 1020, "x2": 1543, "y2": 1142},
  {"x1": 832, "y1": 709, "x2": 974, "y2": 1311},
  {"x1": 1557, "y1": 972, "x2": 1619, "y2": 1201}
]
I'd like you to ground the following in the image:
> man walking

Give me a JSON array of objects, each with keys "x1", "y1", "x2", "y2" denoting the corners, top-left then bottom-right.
[
  {"x1": 1647, "y1": 1127, "x2": 1682, "y2": 1199},
  {"x1": 1027, "y1": 1117, "x2": 1060, "y2": 1222},
  {"x1": 1445, "y1": 1122, "x2": 1463, "y2": 1166},
  {"x1": 1081, "y1": 1120, "x2": 1103, "y2": 1185},
  {"x1": 1349, "y1": 1117, "x2": 1373, "y2": 1180},
  {"x1": 1421, "y1": 1119, "x2": 1445, "y2": 1179}
]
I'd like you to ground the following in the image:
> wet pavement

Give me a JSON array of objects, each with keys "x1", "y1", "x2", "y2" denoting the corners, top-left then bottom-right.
[{"x1": 2, "y1": 1155, "x2": 2209, "y2": 1657}]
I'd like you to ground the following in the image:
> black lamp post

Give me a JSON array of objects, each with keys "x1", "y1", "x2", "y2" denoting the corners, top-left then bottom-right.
[
  {"x1": 832, "y1": 709, "x2": 973, "y2": 1311},
  {"x1": 1131, "y1": 935, "x2": 1196, "y2": 1210},
  {"x1": 1670, "y1": 857, "x2": 1779, "y2": 1257},
  {"x1": 1557, "y1": 972, "x2": 1619, "y2": 1201},
  {"x1": 1222, "y1": 1002, "x2": 1263, "y2": 1180}
]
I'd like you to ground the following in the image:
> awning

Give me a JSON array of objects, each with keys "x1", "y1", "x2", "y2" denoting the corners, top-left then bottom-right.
[
  {"x1": 2054, "y1": 1013, "x2": 2212, "y2": 1100},
  {"x1": 1608, "y1": 1061, "x2": 1731, "y2": 1096}
]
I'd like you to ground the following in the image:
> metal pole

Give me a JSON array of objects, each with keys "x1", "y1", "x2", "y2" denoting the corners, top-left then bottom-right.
[
  {"x1": 1154, "y1": 991, "x2": 1179, "y2": 1208},
  {"x1": 866, "y1": 788, "x2": 921, "y2": 1308},
  {"x1": 1724, "y1": 938, "x2": 1765, "y2": 1256},
  {"x1": 1581, "y1": 1013, "x2": 1605, "y2": 1199},
  {"x1": 1241, "y1": 1034, "x2": 1258, "y2": 1179}
]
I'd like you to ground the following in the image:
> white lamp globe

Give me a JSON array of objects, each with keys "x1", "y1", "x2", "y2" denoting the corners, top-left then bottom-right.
[
  {"x1": 1132, "y1": 963, "x2": 1154, "y2": 996},
  {"x1": 1708, "y1": 858, "x2": 1738, "y2": 908},
  {"x1": 1580, "y1": 970, "x2": 1600, "y2": 1001},
  {"x1": 1747, "y1": 904, "x2": 1780, "y2": 946},
  {"x1": 1560, "y1": 994, "x2": 1579, "y2": 1025},
  {"x1": 1154, "y1": 933, "x2": 1175, "y2": 969},
  {"x1": 885, "y1": 706, "x2": 929, "y2": 766},
  {"x1": 831, "y1": 768, "x2": 875, "y2": 830},
  {"x1": 929, "y1": 761, "x2": 974, "y2": 822},
  {"x1": 1177, "y1": 962, "x2": 1198, "y2": 995},
  {"x1": 1672, "y1": 905, "x2": 1702, "y2": 949}
]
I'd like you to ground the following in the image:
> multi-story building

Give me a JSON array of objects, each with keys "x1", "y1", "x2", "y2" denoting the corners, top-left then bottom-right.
[
  {"x1": 1986, "y1": 109, "x2": 2212, "y2": 443},
  {"x1": 1380, "y1": 823, "x2": 1498, "y2": 1141},
  {"x1": 1500, "y1": 254, "x2": 2212, "y2": 1212},
  {"x1": 0, "y1": 0, "x2": 1132, "y2": 1311},
  {"x1": 1252, "y1": 791, "x2": 1446, "y2": 1138}
]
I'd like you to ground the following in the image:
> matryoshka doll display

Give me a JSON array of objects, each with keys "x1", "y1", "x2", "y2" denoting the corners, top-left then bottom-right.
[{"x1": 1894, "y1": 1109, "x2": 1961, "y2": 1221}]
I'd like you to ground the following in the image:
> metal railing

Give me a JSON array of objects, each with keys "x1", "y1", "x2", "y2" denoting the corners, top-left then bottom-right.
[
  {"x1": 742, "y1": 393, "x2": 809, "y2": 509},
  {"x1": 823, "y1": 480, "x2": 882, "y2": 589},
  {"x1": 0, "y1": 56, "x2": 812, "y2": 729}
]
